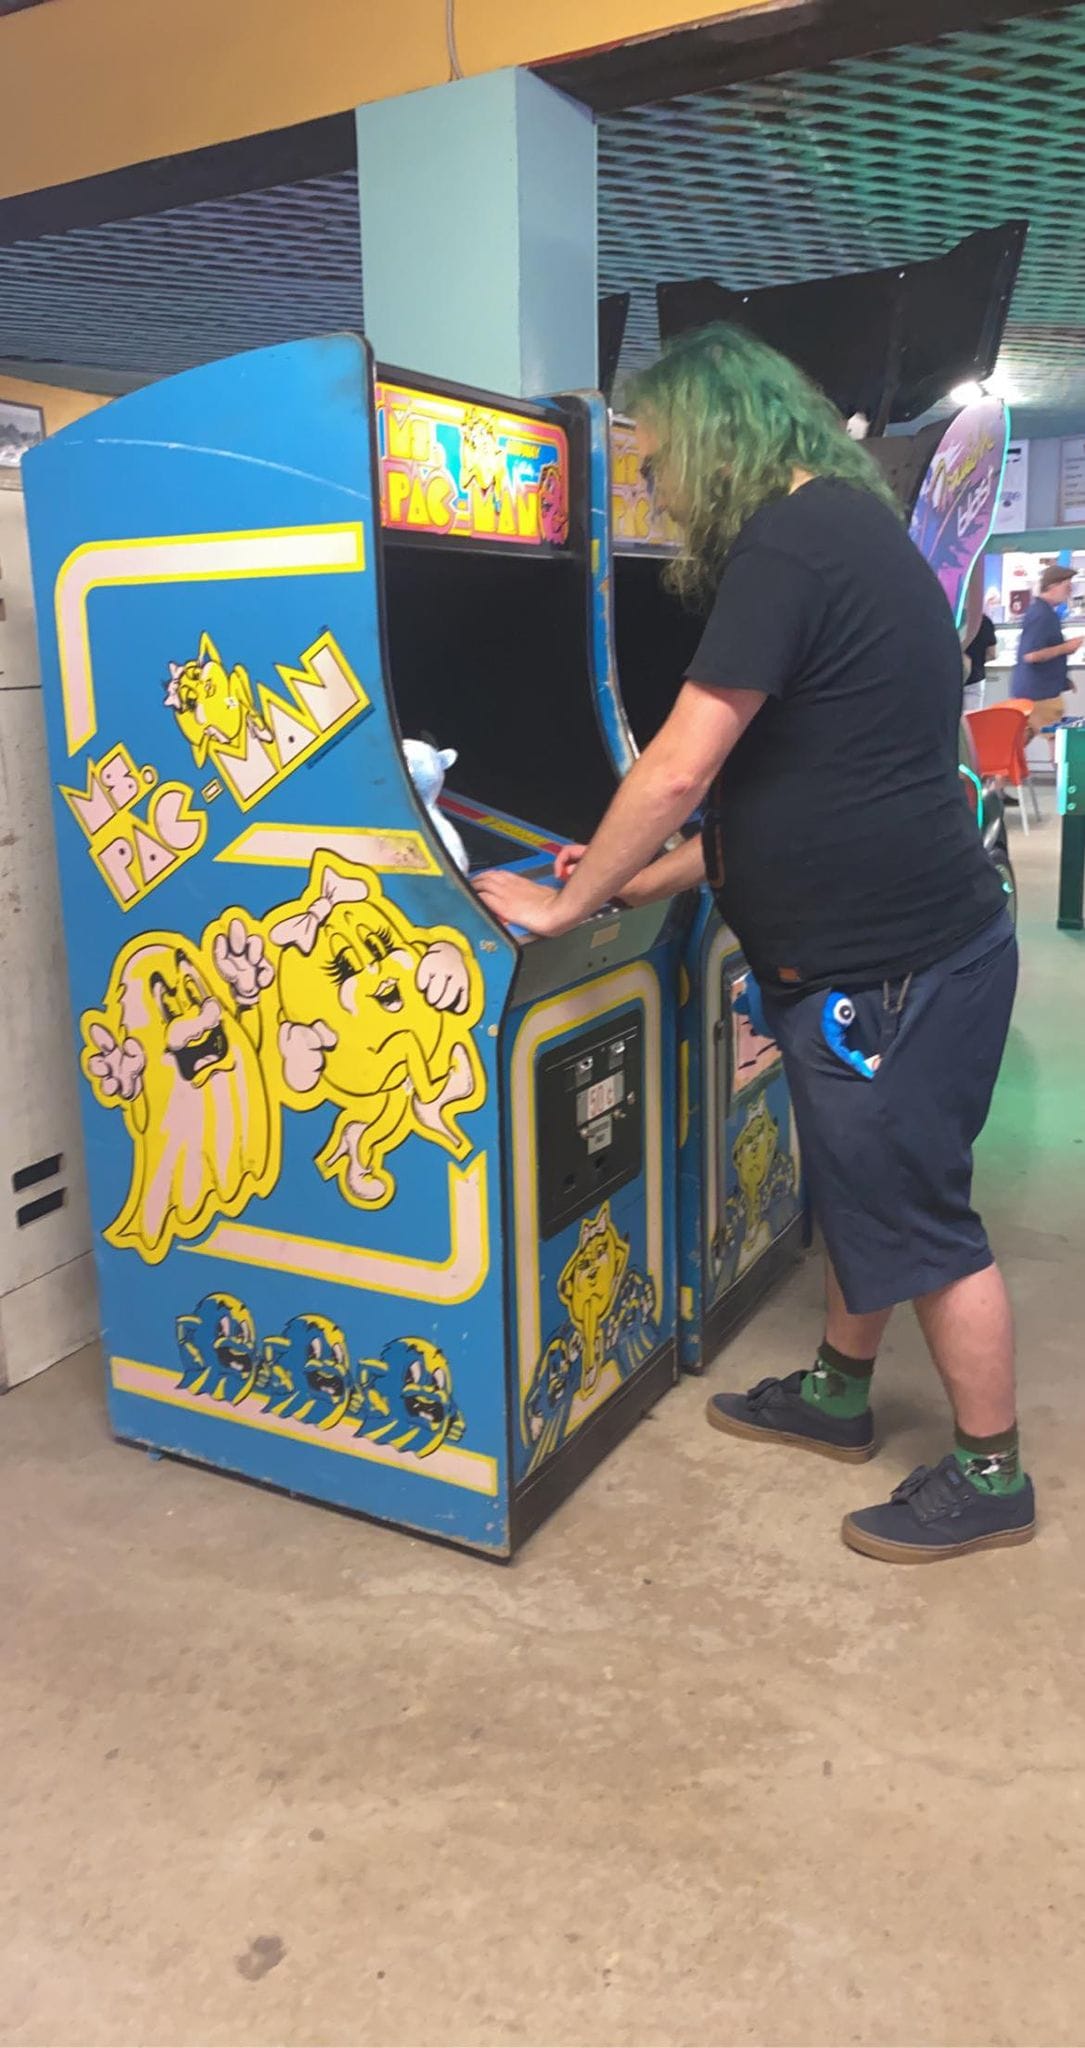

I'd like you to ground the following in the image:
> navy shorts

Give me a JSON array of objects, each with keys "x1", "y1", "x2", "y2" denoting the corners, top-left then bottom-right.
[{"x1": 761, "y1": 911, "x2": 1018, "y2": 1316}]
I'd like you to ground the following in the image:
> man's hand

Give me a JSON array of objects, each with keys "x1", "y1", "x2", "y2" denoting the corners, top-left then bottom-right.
[
  {"x1": 474, "y1": 871, "x2": 572, "y2": 936},
  {"x1": 554, "y1": 844, "x2": 586, "y2": 882}
]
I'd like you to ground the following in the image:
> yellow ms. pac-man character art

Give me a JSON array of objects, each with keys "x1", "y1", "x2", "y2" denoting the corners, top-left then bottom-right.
[
  {"x1": 732, "y1": 1094, "x2": 782, "y2": 1251},
  {"x1": 558, "y1": 1201, "x2": 629, "y2": 1396},
  {"x1": 460, "y1": 406, "x2": 508, "y2": 504},
  {"x1": 81, "y1": 919, "x2": 280, "y2": 1264},
  {"x1": 269, "y1": 855, "x2": 486, "y2": 1209},
  {"x1": 164, "y1": 632, "x2": 272, "y2": 768},
  {"x1": 522, "y1": 1203, "x2": 660, "y2": 1469}
]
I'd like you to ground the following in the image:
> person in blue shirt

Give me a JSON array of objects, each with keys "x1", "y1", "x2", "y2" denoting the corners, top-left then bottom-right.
[{"x1": 1012, "y1": 563, "x2": 1082, "y2": 739}]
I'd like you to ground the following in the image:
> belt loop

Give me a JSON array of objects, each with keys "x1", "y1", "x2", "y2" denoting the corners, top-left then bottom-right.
[{"x1": 882, "y1": 972, "x2": 914, "y2": 1017}]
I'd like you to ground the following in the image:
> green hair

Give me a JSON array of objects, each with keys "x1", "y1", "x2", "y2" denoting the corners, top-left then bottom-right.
[{"x1": 623, "y1": 322, "x2": 901, "y2": 606}]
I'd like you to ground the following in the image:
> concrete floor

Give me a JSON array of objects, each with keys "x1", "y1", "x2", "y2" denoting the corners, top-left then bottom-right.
[{"x1": 3, "y1": 825, "x2": 1085, "y2": 2048}]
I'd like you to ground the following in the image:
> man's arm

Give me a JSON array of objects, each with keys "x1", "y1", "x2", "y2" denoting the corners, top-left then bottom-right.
[
  {"x1": 618, "y1": 833, "x2": 707, "y2": 907},
  {"x1": 1025, "y1": 637, "x2": 1083, "y2": 663},
  {"x1": 554, "y1": 682, "x2": 761, "y2": 921},
  {"x1": 474, "y1": 682, "x2": 763, "y2": 935}
]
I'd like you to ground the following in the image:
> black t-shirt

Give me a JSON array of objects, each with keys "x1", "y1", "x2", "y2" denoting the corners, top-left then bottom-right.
[
  {"x1": 688, "y1": 476, "x2": 1004, "y2": 995},
  {"x1": 965, "y1": 614, "x2": 997, "y2": 686}
]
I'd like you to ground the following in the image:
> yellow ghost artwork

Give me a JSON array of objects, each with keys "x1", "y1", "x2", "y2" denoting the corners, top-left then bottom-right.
[
  {"x1": 81, "y1": 917, "x2": 280, "y2": 1264},
  {"x1": 732, "y1": 1095, "x2": 781, "y2": 1250},
  {"x1": 557, "y1": 1202, "x2": 629, "y2": 1396},
  {"x1": 164, "y1": 631, "x2": 272, "y2": 769},
  {"x1": 269, "y1": 855, "x2": 486, "y2": 1208}
]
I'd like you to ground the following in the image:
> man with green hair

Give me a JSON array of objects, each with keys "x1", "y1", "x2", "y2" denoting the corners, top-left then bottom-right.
[{"x1": 477, "y1": 322, "x2": 1030, "y2": 1565}]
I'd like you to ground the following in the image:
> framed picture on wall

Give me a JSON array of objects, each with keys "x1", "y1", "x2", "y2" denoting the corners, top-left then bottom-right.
[{"x1": 0, "y1": 398, "x2": 45, "y2": 484}]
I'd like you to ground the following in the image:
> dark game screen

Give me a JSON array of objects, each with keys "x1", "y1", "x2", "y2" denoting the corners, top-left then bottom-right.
[
  {"x1": 448, "y1": 817, "x2": 556, "y2": 874},
  {"x1": 613, "y1": 554, "x2": 704, "y2": 749},
  {"x1": 383, "y1": 545, "x2": 619, "y2": 847}
]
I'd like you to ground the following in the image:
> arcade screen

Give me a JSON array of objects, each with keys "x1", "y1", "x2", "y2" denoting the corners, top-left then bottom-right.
[
  {"x1": 613, "y1": 554, "x2": 705, "y2": 749},
  {"x1": 384, "y1": 545, "x2": 618, "y2": 846},
  {"x1": 449, "y1": 817, "x2": 555, "y2": 874}
]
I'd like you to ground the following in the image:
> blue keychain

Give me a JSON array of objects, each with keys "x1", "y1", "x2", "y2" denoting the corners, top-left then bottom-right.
[
  {"x1": 738, "y1": 976, "x2": 879, "y2": 1080},
  {"x1": 821, "y1": 993, "x2": 880, "y2": 1081},
  {"x1": 734, "y1": 972, "x2": 771, "y2": 1040}
]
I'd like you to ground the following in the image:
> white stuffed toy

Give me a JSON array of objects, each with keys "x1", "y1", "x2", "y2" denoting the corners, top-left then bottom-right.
[{"x1": 402, "y1": 739, "x2": 470, "y2": 874}]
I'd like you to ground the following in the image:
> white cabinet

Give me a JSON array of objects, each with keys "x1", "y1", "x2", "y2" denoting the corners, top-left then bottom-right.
[{"x1": 0, "y1": 484, "x2": 97, "y2": 1389}]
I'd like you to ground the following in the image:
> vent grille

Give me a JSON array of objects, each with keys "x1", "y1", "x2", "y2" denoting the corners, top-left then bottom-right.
[{"x1": 11, "y1": 1152, "x2": 66, "y2": 1227}]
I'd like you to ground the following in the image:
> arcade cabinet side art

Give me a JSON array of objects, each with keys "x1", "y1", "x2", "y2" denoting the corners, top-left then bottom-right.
[{"x1": 22, "y1": 335, "x2": 521, "y2": 1556}]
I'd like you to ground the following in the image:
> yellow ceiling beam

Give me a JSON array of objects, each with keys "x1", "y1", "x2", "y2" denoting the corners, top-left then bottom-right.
[{"x1": 0, "y1": 0, "x2": 781, "y2": 202}]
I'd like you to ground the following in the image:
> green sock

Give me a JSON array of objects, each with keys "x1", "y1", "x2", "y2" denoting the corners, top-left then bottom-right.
[
  {"x1": 800, "y1": 1339, "x2": 875, "y2": 1419},
  {"x1": 954, "y1": 1423, "x2": 1026, "y2": 1496}
]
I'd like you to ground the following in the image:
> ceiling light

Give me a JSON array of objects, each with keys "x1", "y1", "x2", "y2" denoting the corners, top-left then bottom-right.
[
  {"x1": 984, "y1": 366, "x2": 1018, "y2": 404},
  {"x1": 950, "y1": 381, "x2": 985, "y2": 406}
]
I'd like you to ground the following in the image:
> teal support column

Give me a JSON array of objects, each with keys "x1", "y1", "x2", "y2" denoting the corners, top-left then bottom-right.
[{"x1": 356, "y1": 68, "x2": 597, "y2": 396}]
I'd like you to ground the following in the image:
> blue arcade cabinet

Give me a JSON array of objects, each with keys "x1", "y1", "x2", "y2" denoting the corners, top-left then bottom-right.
[
  {"x1": 22, "y1": 336, "x2": 681, "y2": 1557},
  {"x1": 605, "y1": 417, "x2": 806, "y2": 1373}
]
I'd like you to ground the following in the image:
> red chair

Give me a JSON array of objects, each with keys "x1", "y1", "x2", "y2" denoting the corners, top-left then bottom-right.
[{"x1": 965, "y1": 703, "x2": 1041, "y2": 834}]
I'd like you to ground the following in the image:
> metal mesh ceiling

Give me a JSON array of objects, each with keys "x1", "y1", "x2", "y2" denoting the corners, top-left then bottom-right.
[
  {"x1": 0, "y1": 173, "x2": 365, "y2": 376},
  {"x1": 0, "y1": 6, "x2": 1083, "y2": 424},
  {"x1": 599, "y1": 5, "x2": 1085, "y2": 415}
]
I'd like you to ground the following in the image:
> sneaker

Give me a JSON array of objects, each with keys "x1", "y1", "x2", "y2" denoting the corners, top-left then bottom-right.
[
  {"x1": 706, "y1": 1371, "x2": 875, "y2": 1464},
  {"x1": 842, "y1": 1455, "x2": 1036, "y2": 1563}
]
